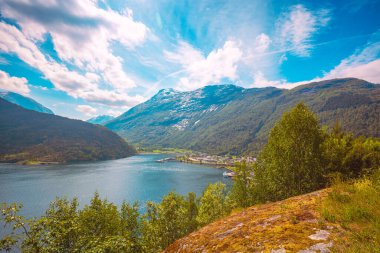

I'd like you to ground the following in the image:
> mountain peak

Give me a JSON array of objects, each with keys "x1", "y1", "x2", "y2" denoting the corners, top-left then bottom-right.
[
  {"x1": 107, "y1": 78, "x2": 379, "y2": 155},
  {"x1": 0, "y1": 90, "x2": 54, "y2": 114},
  {"x1": 87, "y1": 115, "x2": 115, "y2": 125},
  {"x1": 156, "y1": 88, "x2": 179, "y2": 96}
]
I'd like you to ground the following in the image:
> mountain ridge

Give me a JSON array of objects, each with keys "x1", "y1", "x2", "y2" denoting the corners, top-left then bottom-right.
[
  {"x1": 0, "y1": 98, "x2": 135, "y2": 164},
  {"x1": 87, "y1": 115, "x2": 115, "y2": 125},
  {"x1": 0, "y1": 90, "x2": 54, "y2": 114},
  {"x1": 107, "y1": 78, "x2": 380, "y2": 155}
]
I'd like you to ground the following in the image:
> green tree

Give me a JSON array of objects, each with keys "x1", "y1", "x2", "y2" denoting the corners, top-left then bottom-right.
[
  {"x1": 342, "y1": 137, "x2": 380, "y2": 177},
  {"x1": 156, "y1": 192, "x2": 188, "y2": 248},
  {"x1": 323, "y1": 121, "x2": 380, "y2": 179},
  {"x1": 322, "y1": 121, "x2": 353, "y2": 178},
  {"x1": 197, "y1": 182, "x2": 229, "y2": 226},
  {"x1": 1, "y1": 203, "x2": 41, "y2": 252},
  {"x1": 228, "y1": 162, "x2": 255, "y2": 208},
  {"x1": 185, "y1": 192, "x2": 198, "y2": 232},
  {"x1": 254, "y1": 102, "x2": 326, "y2": 201},
  {"x1": 141, "y1": 201, "x2": 160, "y2": 253},
  {"x1": 120, "y1": 201, "x2": 141, "y2": 253},
  {"x1": 75, "y1": 192, "x2": 136, "y2": 252},
  {"x1": 141, "y1": 192, "x2": 193, "y2": 252},
  {"x1": 28, "y1": 198, "x2": 79, "y2": 253}
]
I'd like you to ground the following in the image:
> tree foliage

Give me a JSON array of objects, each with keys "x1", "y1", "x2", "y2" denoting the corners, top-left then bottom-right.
[
  {"x1": 232, "y1": 103, "x2": 380, "y2": 206},
  {"x1": 197, "y1": 182, "x2": 230, "y2": 226},
  {"x1": 1, "y1": 183, "x2": 229, "y2": 253},
  {"x1": 253, "y1": 102, "x2": 326, "y2": 201},
  {"x1": 228, "y1": 162, "x2": 255, "y2": 208},
  {"x1": 323, "y1": 121, "x2": 380, "y2": 178}
]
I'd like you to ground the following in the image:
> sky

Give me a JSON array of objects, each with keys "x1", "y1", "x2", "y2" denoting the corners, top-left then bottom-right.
[{"x1": 0, "y1": 0, "x2": 379, "y2": 120}]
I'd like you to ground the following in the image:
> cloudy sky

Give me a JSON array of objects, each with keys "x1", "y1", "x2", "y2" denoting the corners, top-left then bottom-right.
[{"x1": 0, "y1": 0, "x2": 379, "y2": 119}]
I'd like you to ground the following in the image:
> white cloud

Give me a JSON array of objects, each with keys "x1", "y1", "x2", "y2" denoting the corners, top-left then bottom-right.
[
  {"x1": 277, "y1": 5, "x2": 330, "y2": 57},
  {"x1": 251, "y1": 71, "x2": 306, "y2": 89},
  {"x1": 252, "y1": 41, "x2": 380, "y2": 89},
  {"x1": 106, "y1": 108, "x2": 124, "y2": 117},
  {"x1": 326, "y1": 59, "x2": 380, "y2": 83},
  {"x1": 252, "y1": 31, "x2": 380, "y2": 89},
  {"x1": 0, "y1": 70, "x2": 30, "y2": 95},
  {"x1": 76, "y1": 104, "x2": 97, "y2": 116},
  {"x1": 325, "y1": 41, "x2": 380, "y2": 83},
  {"x1": 254, "y1": 33, "x2": 271, "y2": 53},
  {"x1": 0, "y1": 0, "x2": 149, "y2": 99},
  {"x1": 0, "y1": 22, "x2": 144, "y2": 107},
  {"x1": 165, "y1": 40, "x2": 243, "y2": 90},
  {"x1": 251, "y1": 71, "x2": 284, "y2": 88}
]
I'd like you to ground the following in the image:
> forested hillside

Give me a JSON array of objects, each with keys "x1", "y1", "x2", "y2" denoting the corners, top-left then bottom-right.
[
  {"x1": 0, "y1": 98, "x2": 135, "y2": 164},
  {"x1": 107, "y1": 78, "x2": 380, "y2": 155}
]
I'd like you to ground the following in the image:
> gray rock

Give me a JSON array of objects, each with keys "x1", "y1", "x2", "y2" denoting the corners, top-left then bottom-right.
[
  {"x1": 308, "y1": 230, "x2": 330, "y2": 240},
  {"x1": 271, "y1": 247, "x2": 286, "y2": 253}
]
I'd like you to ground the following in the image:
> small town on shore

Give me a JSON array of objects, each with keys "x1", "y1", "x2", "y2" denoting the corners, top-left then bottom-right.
[{"x1": 155, "y1": 151, "x2": 257, "y2": 178}]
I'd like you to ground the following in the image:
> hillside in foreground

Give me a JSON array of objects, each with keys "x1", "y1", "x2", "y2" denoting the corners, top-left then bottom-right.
[
  {"x1": 0, "y1": 98, "x2": 136, "y2": 164},
  {"x1": 165, "y1": 189, "x2": 341, "y2": 253},
  {"x1": 107, "y1": 78, "x2": 380, "y2": 155}
]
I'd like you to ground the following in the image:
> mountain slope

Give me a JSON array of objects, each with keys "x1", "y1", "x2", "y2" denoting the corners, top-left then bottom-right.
[
  {"x1": 164, "y1": 189, "x2": 342, "y2": 253},
  {"x1": 87, "y1": 115, "x2": 115, "y2": 125},
  {"x1": 0, "y1": 98, "x2": 135, "y2": 164},
  {"x1": 107, "y1": 78, "x2": 380, "y2": 155},
  {"x1": 0, "y1": 90, "x2": 54, "y2": 114}
]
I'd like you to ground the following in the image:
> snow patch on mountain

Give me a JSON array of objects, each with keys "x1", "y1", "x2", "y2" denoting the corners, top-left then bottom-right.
[
  {"x1": 208, "y1": 105, "x2": 218, "y2": 112},
  {"x1": 173, "y1": 119, "x2": 189, "y2": 131}
]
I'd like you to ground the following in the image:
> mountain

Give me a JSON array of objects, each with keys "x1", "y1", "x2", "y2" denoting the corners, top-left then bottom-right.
[
  {"x1": 87, "y1": 115, "x2": 115, "y2": 125},
  {"x1": 107, "y1": 78, "x2": 380, "y2": 155},
  {"x1": 0, "y1": 90, "x2": 54, "y2": 114},
  {"x1": 0, "y1": 98, "x2": 135, "y2": 164}
]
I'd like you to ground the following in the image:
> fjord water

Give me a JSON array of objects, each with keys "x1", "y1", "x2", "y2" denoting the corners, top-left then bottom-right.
[{"x1": 0, "y1": 154, "x2": 230, "y2": 218}]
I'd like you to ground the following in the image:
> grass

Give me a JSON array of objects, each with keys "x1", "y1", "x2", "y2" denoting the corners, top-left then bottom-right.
[
  {"x1": 321, "y1": 170, "x2": 380, "y2": 252},
  {"x1": 138, "y1": 147, "x2": 193, "y2": 154},
  {"x1": 165, "y1": 170, "x2": 380, "y2": 252},
  {"x1": 165, "y1": 189, "x2": 334, "y2": 252}
]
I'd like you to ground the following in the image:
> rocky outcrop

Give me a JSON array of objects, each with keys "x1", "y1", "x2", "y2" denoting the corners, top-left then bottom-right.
[{"x1": 164, "y1": 189, "x2": 345, "y2": 253}]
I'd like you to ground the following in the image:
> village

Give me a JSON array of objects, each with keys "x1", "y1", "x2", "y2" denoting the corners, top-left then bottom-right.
[{"x1": 176, "y1": 153, "x2": 256, "y2": 166}]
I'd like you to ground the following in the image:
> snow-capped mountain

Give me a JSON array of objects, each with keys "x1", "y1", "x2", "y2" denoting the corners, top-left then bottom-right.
[{"x1": 106, "y1": 78, "x2": 380, "y2": 155}]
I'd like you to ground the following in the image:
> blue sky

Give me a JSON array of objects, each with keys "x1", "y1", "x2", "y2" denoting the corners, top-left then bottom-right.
[{"x1": 0, "y1": 0, "x2": 379, "y2": 119}]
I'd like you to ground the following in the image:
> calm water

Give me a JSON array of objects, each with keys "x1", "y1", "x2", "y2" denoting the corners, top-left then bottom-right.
[{"x1": 0, "y1": 154, "x2": 230, "y2": 218}]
